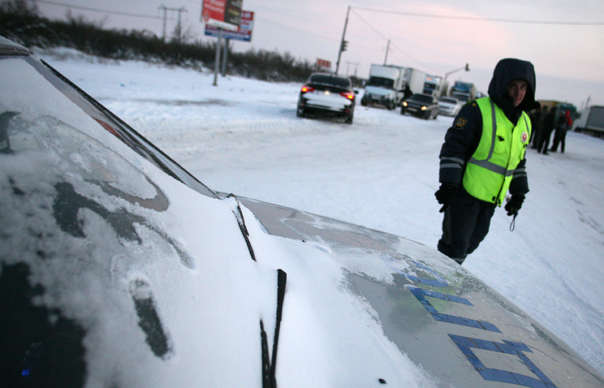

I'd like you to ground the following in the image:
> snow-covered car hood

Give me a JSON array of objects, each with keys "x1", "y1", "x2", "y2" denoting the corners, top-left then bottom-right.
[{"x1": 2, "y1": 38, "x2": 603, "y2": 388}]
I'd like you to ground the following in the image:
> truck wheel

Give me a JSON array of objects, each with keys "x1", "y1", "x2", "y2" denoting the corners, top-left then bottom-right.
[
  {"x1": 345, "y1": 114, "x2": 353, "y2": 125},
  {"x1": 387, "y1": 101, "x2": 395, "y2": 110},
  {"x1": 361, "y1": 97, "x2": 367, "y2": 106},
  {"x1": 400, "y1": 107, "x2": 405, "y2": 115}
]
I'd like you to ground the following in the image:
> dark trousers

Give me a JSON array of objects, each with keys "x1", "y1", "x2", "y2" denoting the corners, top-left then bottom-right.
[
  {"x1": 530, "y1": 125, "x2": 543, "y2": 149},
  {"x1": 438, "y1": 189, "x2": 496, "y2": 263},
  {"x1": 551, "y1": 127, "x2": 567, "y2": 152},
  {"x1": 538, "y1": 127, "x2": 553, "y2": 153}
]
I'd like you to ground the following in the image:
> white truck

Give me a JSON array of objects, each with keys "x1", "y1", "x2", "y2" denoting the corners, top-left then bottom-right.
[
  {"x1": 403, "y1": 67, "x2": 427, "y2": 96},
  {"x1": 361, "y1": 64, "x2": 405, "y2": 110},
  {"x1": 573, "y1": 105, "x2": 604, "y2": 137},
  {"x1": 449, "y1": 80, "x2": 477, "y2": 102},
  {"x1": 423, "y1": 74, "x2": 446, "y2": 97}
]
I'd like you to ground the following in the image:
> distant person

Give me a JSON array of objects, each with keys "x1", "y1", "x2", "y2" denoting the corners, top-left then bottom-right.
[
  {"x1": 528, "y1": 102, "x2": 541, "y2": 147},
  {"x1": 538, "y1": 107, "x2": 555, "y2": 155},
  {"x1": 551, "y1": 109, "x2": 572, "y2": 153},
  {"x1": 531, "y1": 105, "x2": 548, "y2": 149},
  {"x1": 434, "y1": 58, "x2": 535, "y2": 264},
  {"x1": 403, "y1": 84, "x2": 413, "y2": 100}
]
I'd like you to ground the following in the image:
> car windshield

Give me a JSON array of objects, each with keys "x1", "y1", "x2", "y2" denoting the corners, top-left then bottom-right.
[
  {"x1": 0, "y1": 56, "x2": 216, "y2": 198},
  {"x1": 453, "y1": 82, "x2": 471, "y2": 92},
  {"x1": 309, "y1": 74, "x2": 350, "y2": 88},
  {"x1": 439, "y1": 97, "x2": 458, "y2": 104},
  {"x1": 366, "y1": 76, "x2": 394, "y2": 89},
  {"x1": 409, "y1": 94, "x2": 434, "y2": 103}
]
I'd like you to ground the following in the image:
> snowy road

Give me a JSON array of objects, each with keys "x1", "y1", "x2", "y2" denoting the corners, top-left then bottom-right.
[{"x1": 46, "y1": 50, "x2": 604, "y2": 376}]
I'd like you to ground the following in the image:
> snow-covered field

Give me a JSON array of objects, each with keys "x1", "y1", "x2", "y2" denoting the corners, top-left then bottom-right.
[{"x1": 43, "y1": 49, "x2": 603, "y2": 376}]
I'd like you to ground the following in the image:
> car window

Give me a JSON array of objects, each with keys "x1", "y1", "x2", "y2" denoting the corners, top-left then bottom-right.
[
  {"x1": 309, "y1": 74, "x2": 351, "y2": 88},
  {"x1": 410, "y1": 94, "x2": 434, "y2": 103},
  {"x1": 0, "y1": 56, "x2": 172, "y2": 200},
  {"x1": 0, "y1": 56, "x2": 216, "y2": 199},
  {"x1": 366, "y1": 76, "x2": 394, "y2": 89}
]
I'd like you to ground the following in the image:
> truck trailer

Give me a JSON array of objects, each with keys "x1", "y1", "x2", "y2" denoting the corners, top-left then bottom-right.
[
  {"x1": 573, "y1": 105, "x2": 604, "y2": 137},
  {"x1": 403, "y1": 67, "x2": 427, "y2": 96}
]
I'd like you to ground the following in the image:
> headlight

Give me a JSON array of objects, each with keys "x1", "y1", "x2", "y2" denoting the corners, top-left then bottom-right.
[
  {"x1": 421, "y1": 106, "x2": 427, "y2": 111},
  {"x1": 402, "y1": 101, "x2": 408, "y2": 107}
]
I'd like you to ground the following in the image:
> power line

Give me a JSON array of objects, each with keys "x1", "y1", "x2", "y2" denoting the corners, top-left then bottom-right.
[
  {"x1": 349, "y1": 8, "x2": 427, "y2": 70},
  {"x1": 37, "y1": 0, "x2": 169, "y2": 21},
  {"x1": 354, "y1": 6, "x2": 604, "y2": 26},
  {"x1": 256, "y1": 15, "x2": 337, "y2": 44}
]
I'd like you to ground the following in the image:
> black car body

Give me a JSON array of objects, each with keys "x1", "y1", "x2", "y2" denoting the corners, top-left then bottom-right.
[
  {"x1": 401, "y1": 93, "x2": 439, "y2": 119},
  {"x1": 297, "y1": 73, "x2": 356, "y2": 124}
]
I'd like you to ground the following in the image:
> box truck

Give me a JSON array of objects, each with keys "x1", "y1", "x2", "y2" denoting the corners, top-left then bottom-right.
[
  {"x1": 449, "y1": 80, "x2": 476, "y2": 102},
  {"x1": 423, "y1": 74, "x2": 446, "y2": 97},
  {"x1": 403, "y1": 67, "x2": 427, "y2": 96},
  {"x1": 361, "y1": 64, "x2": 405, "y2": 110}
]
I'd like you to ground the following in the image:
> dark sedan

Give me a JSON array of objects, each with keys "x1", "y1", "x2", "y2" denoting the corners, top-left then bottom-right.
[
  {"x1": 400, "y1": 93, "x2": 439, "y2": 119},
  {"x1": 297, "y1": 73, "x2": 357, "y2": 124}
]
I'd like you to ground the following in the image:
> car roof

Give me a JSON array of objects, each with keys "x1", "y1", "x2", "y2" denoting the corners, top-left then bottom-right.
[
  {"x1": 0, "y1": 35, "x2": 30, "y2": 56},
  {"x1": 309, "y1": 72, "x2": 351, "y2": 81}
]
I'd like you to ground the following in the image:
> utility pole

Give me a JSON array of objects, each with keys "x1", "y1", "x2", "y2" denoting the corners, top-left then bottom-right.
[
  {"x1": 213, "y1": 29, "x2": 222, "y2": 86},
  {"x1": 335, "y1": 5, "x2": 351, "y2": 75},
  {"x1": 175, "y1": 7, "x2": 187, "y2": 43},
  {"x1": 158, "y1": 5, "x2": 187, "y2": 42},
  {"x1": 159, "y1": 5, "x2": 167, "y2": 41},
  {"x1": 383, "y1": 39, "x2": 390, "y2": 65}
]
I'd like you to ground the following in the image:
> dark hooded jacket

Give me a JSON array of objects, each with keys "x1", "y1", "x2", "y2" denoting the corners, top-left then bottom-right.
[
  {"x1": 439, "y1": 58, "x2": 536, "y2": 197},
  {"x1": 488, "y1": 58, "x2": 536, "y2": 122}
]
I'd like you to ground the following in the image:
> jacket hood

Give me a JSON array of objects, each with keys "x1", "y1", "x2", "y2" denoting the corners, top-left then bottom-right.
[{"x1": 488, "y1": 58, "x2": 536, "y2": 113}]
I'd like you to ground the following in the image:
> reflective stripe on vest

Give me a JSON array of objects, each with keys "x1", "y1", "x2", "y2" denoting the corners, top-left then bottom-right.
[{"x1": 462, "y1": 97, "x2": 531, "y2": 205}]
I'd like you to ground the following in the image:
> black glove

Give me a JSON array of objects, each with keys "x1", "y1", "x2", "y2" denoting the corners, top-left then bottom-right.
[
  {"x1": 505, "y1": 194, "x2": 525, "y2": 216},
  {"x1": 435, "y1": 184, "x2": 458, "y2": 211}
]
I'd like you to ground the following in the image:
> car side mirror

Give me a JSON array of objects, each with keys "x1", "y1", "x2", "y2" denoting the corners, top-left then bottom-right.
[{"x1": 354, "y1": 90, "x2": 359, "y2": 94}]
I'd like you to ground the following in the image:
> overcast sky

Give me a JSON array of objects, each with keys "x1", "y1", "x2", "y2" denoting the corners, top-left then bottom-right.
[{"x1": 37, "y1": 0, "x2": 604, "y2": 107}]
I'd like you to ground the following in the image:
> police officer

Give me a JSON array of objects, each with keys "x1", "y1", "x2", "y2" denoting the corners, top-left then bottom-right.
[{"x1": 435, "y1": 58, "x2": 535, "y2": 264}]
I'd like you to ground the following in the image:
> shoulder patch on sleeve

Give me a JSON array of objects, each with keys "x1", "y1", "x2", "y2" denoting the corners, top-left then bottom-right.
[{"x1": 454, "y1": 117, "x2": 468, "y2": 128}]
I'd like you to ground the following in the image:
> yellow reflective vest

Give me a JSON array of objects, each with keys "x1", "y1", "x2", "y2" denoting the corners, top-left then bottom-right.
[{"x1": 462, "y1": 97, "x2": 531, "y2": 205}]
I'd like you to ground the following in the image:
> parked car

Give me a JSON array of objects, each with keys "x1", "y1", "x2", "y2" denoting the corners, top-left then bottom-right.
[
  {"x1": 438, "y1": 96, "x2": 463, "y2": 117},
  {"x1": 297, "y1": 73, "x2": 356, "y2": 124},
  {"x1": 400, "y1": 93, "x2": 439, "y2": 119}
]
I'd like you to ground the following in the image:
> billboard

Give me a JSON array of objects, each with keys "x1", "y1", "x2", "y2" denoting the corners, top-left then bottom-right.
[
  {"x1": 224, "y1": 0, "x2": 242, "y2": 26},
  {"x1": 205, "y1": 10, "x2": 254, "y2": 42},
  {"x1": 201, "y1": 0, "x2": 241, "y2": 31},
  {"x1": 316, "y1": 58, "x2": 332, "y2": 72}
]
